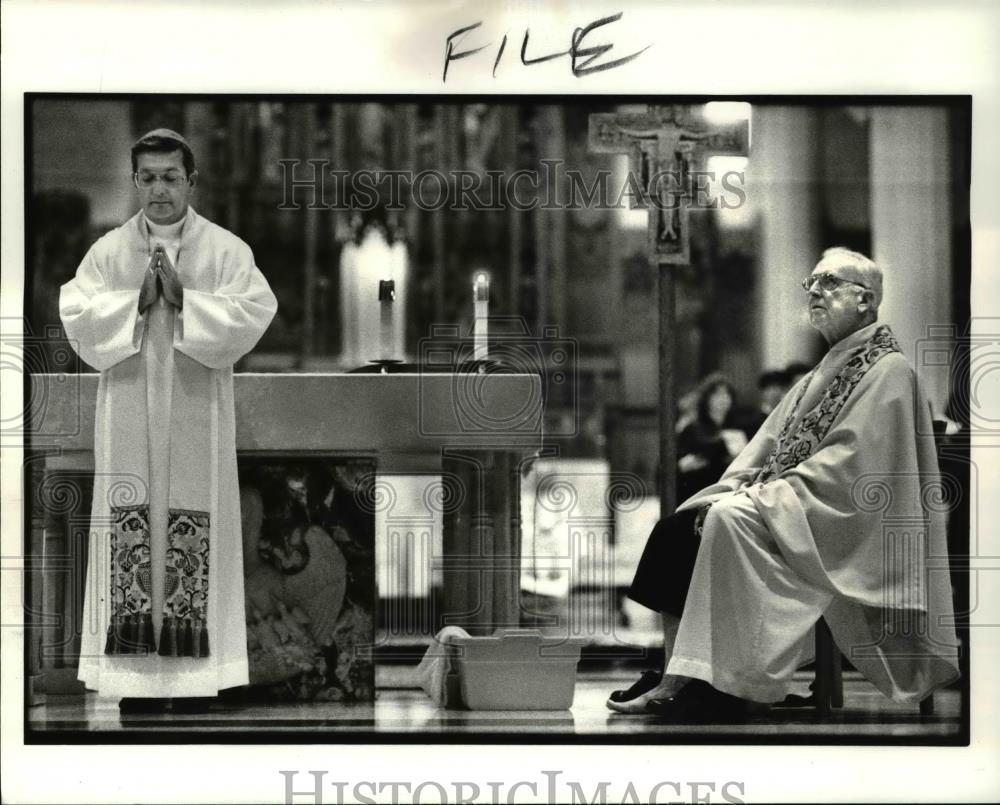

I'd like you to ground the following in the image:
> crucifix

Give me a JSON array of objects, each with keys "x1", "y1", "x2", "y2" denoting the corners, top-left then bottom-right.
[{"x1": 588, "y1": 104, "x2": 750, "y2": 514}]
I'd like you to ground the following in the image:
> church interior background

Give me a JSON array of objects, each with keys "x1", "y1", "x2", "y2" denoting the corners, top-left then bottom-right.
[{"x1": 25, "y1": 97, "x2": 971, "y2": 736}]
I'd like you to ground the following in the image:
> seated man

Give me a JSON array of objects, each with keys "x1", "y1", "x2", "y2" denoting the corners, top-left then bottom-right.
[{"x1": 608, "y1": 247, "x2": 960, "y2": 719}]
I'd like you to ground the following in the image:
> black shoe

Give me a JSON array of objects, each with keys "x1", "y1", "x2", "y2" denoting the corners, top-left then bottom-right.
[
  {"x1": 606, "y1": 670, "x2": 664, "y2": 713},
  {"x1": 644, "y1": 679, "x2": 748, "y2": 723},
  {"x1": 171, "y1": 697, "x2": 214, "y2": 714},
  {"x1": 118, "y1": 697, "x2": 169, "y2": 715},
  {"x1": 217, "y1": 687, "x2": 248, "y2": 706},
  {"x1": 771, "y1": 692, "x2": 816, "y2": 709}
]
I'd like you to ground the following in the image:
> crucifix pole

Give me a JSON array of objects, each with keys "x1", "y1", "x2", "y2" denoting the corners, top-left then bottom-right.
[
  {"x1": 588, "y1": 105, "x2": 749, "y2": 517},
  {"x1": 657, "y1": 257, "x2": 677, "y2": 513}
]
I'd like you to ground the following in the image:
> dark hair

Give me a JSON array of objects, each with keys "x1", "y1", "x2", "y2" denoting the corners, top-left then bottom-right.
[
  {"x1": 695, "y1": 373, "x2": 735, "y2": 426},
  {"x1": 130, "y1": 131, "x2": 196, "y2": 176},
  {"x1": 758, "y1": 369, "x2": 788, "y2": 389},
  {"x1": 784, "y1": 361, "x2": 812, "y2": 381}
]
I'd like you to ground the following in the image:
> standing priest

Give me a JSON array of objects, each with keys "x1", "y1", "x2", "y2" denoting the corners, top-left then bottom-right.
[
  {"x1": 608, "y1": 247, "x2": 960, "y2": 720},
  {"x1": 60, "y1": 129, "x2": 278, "y2": 715}
]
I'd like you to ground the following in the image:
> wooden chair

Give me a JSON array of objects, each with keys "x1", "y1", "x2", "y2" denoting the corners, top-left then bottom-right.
[
  {"x1": 813, "y1": 619, "x2": 843, "y2": 716},
  {"x1": 813, "y1": 618, "x2": 934, "y2": 716}
]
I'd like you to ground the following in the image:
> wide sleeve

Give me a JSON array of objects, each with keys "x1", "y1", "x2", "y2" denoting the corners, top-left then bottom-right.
[
  {"x1": 675, "y1": 402, "x2": 783, "y2": 511},
  {"x1": 59, "y1": 246, "x2": 145, "y2": 371},
  {"x1": 174, "y1": 243, "x2": 278, "y2": 370},
  {"x1": 744, "y1": 357, "x2": 929, "y2": 606}
]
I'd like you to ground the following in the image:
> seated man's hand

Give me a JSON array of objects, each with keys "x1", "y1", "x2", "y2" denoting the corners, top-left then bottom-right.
[{"x1": 694, "y1": 504, "x2": 711, "y2": 536}]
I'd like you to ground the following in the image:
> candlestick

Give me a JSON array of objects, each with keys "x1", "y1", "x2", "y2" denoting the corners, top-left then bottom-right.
[
  {"x1": 473, "y1": 271, "x2": 489, "y2": 363},
  {"x1": 379, "y1": 279, "x2": 395, "y2": 362},
  {"x1": 341, "y1": 225, "x2": 408, "y2": 368}
]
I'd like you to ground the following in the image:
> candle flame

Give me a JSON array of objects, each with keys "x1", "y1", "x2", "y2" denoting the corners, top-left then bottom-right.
[{"x1": 474, "y1": 271, "x2": 490, "y2": 302}]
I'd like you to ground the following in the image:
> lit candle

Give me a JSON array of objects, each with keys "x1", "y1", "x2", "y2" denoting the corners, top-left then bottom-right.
[
  {"x1": 473, "y1": 271, "x2": 489, "y2": 362},
  {"x1": 379, "y1": 279, "x2": 395, "y2": 362}
]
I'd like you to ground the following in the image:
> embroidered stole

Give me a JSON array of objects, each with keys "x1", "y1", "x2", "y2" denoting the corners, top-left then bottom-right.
[
  {"x1": 753, "y1": 325, "x2": 901, "y2": 484},
  {"x1": 104, "y1": 214, "x2": 213, "y2": 658}
]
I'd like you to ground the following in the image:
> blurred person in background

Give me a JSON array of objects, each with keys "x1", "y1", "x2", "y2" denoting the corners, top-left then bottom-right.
[{"x1": 676, "y1": 373, "x2": 748, "y2": 502}]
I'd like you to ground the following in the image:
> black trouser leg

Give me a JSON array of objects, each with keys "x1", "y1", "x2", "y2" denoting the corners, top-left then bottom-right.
[{"x1": 625, "y1": 508, "x2": 701, "y2": 618}]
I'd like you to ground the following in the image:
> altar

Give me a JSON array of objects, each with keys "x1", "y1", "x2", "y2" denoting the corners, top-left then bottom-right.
[{"x1": 27, "y1": 371, "x2": 543, "y2": 701}]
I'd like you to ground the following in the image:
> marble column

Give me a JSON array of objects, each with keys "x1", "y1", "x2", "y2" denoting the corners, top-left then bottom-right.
[
  {"x1": 749, "y1": 107, "x2": 824, "y2": 369},
  {"x1": 870, "y1": 107, "x2": 954, "y2": 414},
  {"x1": 441, "y1": 451, "x2": 520, "y2": 635}
]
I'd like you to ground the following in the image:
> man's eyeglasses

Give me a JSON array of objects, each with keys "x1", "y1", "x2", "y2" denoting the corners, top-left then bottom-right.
[
  {"x1": 133, "y1": 172, "x2": 187, "y2": 189},
  {"x1": 801, "y1": 272, "x2": 870, "y2": 293}
]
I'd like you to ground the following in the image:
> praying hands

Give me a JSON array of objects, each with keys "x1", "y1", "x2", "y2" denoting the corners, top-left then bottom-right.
[{"x1": 140, "y1": 246, "x2": 184, "y2": 312}]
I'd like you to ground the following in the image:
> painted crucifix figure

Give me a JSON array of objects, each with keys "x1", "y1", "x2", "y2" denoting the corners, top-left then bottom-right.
[{"x1": 588, "y1": 104, "x2": 750, "y2": 513}]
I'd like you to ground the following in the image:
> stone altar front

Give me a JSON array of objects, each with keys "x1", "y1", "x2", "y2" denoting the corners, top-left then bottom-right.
[{"x1": 27, "y1": 372, "x2": 543, "y2": 697}]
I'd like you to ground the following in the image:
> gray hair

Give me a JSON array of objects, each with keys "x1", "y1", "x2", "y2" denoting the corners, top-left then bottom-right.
[{"x1": 818, "y1": 246, "x2": 883, "y2": 312}]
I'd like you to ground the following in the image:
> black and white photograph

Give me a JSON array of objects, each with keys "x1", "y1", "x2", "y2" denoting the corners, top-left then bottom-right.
[{"x1": 3, "y1": 2, "x2": 999, "y2": 804}]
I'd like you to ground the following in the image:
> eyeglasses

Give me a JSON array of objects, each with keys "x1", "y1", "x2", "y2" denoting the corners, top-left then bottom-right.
[
  {"x1": 133, "y1": 172, "x2": 188, "y2": 189},
  {"x1": 801, "y1": 272, "x2": 870, "y2": 293}
]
